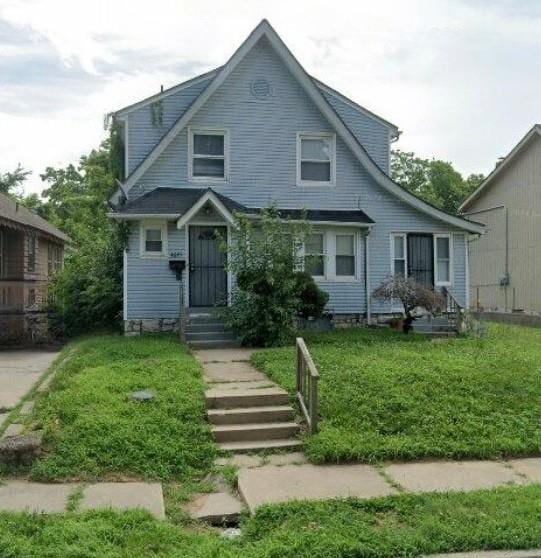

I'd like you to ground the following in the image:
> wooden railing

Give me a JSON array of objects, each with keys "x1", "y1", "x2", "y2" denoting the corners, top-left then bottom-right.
[
  {"x1": 442, "y1": 286, "x2": 464, "y2": 334},
  {"x1": 296, "y1": 337, "x2": 320, "y2": 434}
]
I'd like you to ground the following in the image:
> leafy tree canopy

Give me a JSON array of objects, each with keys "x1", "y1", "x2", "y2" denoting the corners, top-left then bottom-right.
[
  {"x1": 0, "y1": 165, "x2": 31, "y2": 198},
  {"x1": 391, "y1": 150, "x2": 484, "y2": 214}
]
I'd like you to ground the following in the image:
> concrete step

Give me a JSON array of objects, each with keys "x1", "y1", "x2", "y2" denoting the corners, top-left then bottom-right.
[
  {"x1": 185, "y1": 331, "x2": 237, "y2": 342},
  {"x1": 208, "y1": 405, "x2": 295, "y2": 425},
  {"x1": 188, "y1": 340, "x2": 241, "y2": 350},
  {"x1": 206, "y1": 387, "x2": 290, "y2": 409},
  {"x1": 212, "y1": 422, "x2": 300, "y2": 443},
  {"x1": 188, "y1": 315, "x2": 225, "y2": 325},
  {"x1": 218, "y1": 438, "x2": 303, "y2": 453},
  {"x1": 186, "y1": 323, "x2": 227, "y2": 333}
]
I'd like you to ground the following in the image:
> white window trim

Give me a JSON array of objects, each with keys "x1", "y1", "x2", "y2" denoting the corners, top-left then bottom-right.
[
  {"x1": 296, "y1": 132, "x2": 336, "y2": 187},
  {"x1": 302, "y1": 229, "x2": 360, "y2": 282},
  {"x1": 140, "y1": 221, "x2": 168, "y2": 258},
  {"x1": 303, "y1": 231, "x2": 327, "y2": 280},
  {"x1": 188, "y1": 127, "x2": 229, "y2": 182},
  {"x1": 434, "y1": 233, "x2": 453, "y2": 287},
  {"x1": 390, "y1": 233, "x2": 407, "y2": 276},
  {"x1": 333, "y1": 232, "x2": 357, "y2": 281}
]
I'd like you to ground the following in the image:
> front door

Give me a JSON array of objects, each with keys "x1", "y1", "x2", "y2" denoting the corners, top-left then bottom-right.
[
  {"x1": 189, "y1": 226, "x2": 228, "y2": 307},
  {"x1": 407, "y1": 234, "x2": 434, "y2": 286}
]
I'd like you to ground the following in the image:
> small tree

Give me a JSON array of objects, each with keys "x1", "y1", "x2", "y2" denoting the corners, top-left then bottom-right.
[
  {"x1": 372, "y1": 275, "x2": 445, "y2": 333},
  {"x1": 223, "y1": 207, "x2": 327, "y2": 346}
]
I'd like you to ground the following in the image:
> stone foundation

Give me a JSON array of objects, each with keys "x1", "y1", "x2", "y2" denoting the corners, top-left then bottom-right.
[
  {"x1": 124, "y1": 318, "x2": 180, "y2": 336},
  {"x1": 330, "y1": 314, "x2": 366, "y2": 329},
  {"x1": 0, "y1": 311, "x2": 50, "y2": 346}
]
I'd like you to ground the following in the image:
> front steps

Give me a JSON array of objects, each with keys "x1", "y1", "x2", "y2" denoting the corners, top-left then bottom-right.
[
  {"x1": 205, "y1": 381, "x2": 301, "y2": 453},
  {"x1": 185, "y1": 308, "x2": 241, "y2": 349}
]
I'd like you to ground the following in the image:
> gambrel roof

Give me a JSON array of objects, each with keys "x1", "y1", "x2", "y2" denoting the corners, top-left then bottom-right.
[
  {"x1": 460, "y1": 124, "x2": 541, "y2": 212},
  {"x1": 112, "y1": 19, "x2": 484, "y2": 234}
]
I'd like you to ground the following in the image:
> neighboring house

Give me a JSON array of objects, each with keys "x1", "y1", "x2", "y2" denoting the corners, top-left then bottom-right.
[
  {"x1": 460, "y1": 124, "x2": 541, "y2": 314},
  {"x1": 0, "y1": 193, "x2": 69, "y2": 344},
  {"x1": 109, "y1": 20, "x2": 484, "y2": 334}
]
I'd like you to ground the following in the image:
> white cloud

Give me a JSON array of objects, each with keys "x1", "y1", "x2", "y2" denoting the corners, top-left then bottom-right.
[{"x1": 1, "y1": 0, "x2": 540, "y2": 194}]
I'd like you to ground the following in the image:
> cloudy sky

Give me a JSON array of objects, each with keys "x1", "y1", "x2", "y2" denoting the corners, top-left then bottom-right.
[{"x1": 1, "y1": 0, "x2": 540, "y2": 194}]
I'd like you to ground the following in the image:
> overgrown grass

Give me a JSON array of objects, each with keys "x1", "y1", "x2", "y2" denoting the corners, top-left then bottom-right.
[
  {"x1": 0, "y1": 484, "x2": 540, "y2": 557},
  {"x1": 252, "y1": 324, "x2": 541, "y2": 463},
  {"x1": 26, "y1": 334, "x2": 217, "y2": 481}
]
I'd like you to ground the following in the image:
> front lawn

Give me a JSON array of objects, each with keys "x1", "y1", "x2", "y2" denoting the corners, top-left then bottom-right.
[
  {"x1": 1, "y1": 484, "x2": 540, "y2": 557},
  {"x1": 27, "y1": 334, "x2": 217, "y2": 481},
  {"x1": 252, "y1": 323, "x2": 541, "y2": 463}
]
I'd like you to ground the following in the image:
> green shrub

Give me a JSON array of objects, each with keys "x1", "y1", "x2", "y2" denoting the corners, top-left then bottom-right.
[{"x1": 295, "y1": 271, "x2": 329, "y2": 319}]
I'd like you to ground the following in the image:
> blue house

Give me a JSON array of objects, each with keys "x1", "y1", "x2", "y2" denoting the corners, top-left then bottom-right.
[{"x1": 110, "y1": 20, "x2": 483, "y2": 336}]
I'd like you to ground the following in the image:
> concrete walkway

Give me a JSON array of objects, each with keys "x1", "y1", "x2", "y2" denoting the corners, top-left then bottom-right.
[
  {"x1": 237, "y1": 457, "x2": 541, "y2": 512},
  {"x1": 0, "y1": 481, "x2": 165, "y2": 518},
  {"x1": 0, "y1": 349, "x2": 59, "y2": 412}
]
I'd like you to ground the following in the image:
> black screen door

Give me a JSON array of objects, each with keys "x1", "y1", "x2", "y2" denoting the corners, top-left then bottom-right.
[
  {"x1": 407, "y1": 234, "x2": 434, "y2": 286},
  {"x1": 189, "y1": 226, "x2": 227, "y2": 307}
]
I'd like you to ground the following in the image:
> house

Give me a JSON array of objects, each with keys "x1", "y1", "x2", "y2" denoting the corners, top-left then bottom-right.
[
  {"x1": 109, "y1": 20, "x2": 484, "y2": 336},
  {"x1": 460, "y1": 124, "x2": 541, "y2": 315},
  {"x1": 0, "y1": 193, "x2": 69, "y2": 344}
]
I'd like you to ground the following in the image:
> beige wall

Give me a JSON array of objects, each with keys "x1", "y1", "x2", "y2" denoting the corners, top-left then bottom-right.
[{"x1": 464, "y1": 135, "x2": 541, "y2": 313}]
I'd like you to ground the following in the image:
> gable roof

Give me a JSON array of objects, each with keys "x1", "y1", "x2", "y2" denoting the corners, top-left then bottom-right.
[
  {"x1": 115, "y1": 19, "x2": 483, "y2": 235},
  {"x1": 460, "y1": 124, "x2": 541, "y2": 213},
  {"x1": 0, "y1": 193, "x2": 69, "y2": 243}
]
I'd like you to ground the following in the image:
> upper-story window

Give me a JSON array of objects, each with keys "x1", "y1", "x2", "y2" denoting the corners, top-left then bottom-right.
[
  {"x1": 189, "y1": 129, "x2": 228, "y2": 181},
  {"x1": 27, "y1": 234, "x2": 36, "y2": 273},
  {"x1": 297, "y1": 133, "x2": 336, "y2": 186},
  {"x1": 48, "y1": 244, "x2": 62, "y2": 276}
]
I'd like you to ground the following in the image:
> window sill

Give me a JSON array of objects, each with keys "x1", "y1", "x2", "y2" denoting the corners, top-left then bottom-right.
[
  {"x1": 296, "y1": 181, "x2": 335, "y2": 187},
  {"x1": 140, "y1": 252, "x2": 168, "y2": 259},
  {"x1": 189, "y1": 176, "x2": 227, "y2": 183}
]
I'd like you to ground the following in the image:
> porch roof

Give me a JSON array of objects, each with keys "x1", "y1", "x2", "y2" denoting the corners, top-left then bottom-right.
[{"x1": 111, "y1": 187, "x2": 374, "y2": 225}]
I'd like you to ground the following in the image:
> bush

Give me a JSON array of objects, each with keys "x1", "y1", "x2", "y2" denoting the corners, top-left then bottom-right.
[
  {"x1": 223, "y1": 207, "x2": 311, "y2": 347},
  {"x1": 295, "y1": 272, "x2": 329, "y2": 319}
]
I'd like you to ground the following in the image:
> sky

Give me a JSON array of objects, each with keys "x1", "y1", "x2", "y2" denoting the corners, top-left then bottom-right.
[{"x1": 1, "y1": 0, "x2": 540, "y2": 195}]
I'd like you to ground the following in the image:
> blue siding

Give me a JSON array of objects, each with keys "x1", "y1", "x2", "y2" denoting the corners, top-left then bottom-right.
[
  {"x1": 126, "y1": 222, "x2": 186, "y2": 319},
  {"x1": 320, "y1": 90, "x2": 391, "y2": 173},
  {"x1": 124, "y1": 36, "x2": 468, "y2": 317},
  {"x1": 126, "y1": 78, "x2": 213, "y2": 174}
]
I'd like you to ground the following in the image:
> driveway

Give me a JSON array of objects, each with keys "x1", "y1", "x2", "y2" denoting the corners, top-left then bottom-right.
[{"x1": 0, "y1": 350, "x2": 60, "y2": 412}]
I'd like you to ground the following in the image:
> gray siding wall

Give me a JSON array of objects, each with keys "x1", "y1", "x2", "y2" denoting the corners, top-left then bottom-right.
[
  {"x1": 125, "y1": 78, "x2": 213, "y2": 175},
  {"x1": 320, "y1": 90, "x2": 391, "y2": 172},
  {"x1": 124, "y1": 36, "x2": 468, "y2": 317}
]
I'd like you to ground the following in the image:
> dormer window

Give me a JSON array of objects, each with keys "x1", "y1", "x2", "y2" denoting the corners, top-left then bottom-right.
[
  {"x1": 297, "y1": 132, "x2": 335, "y2": 186},
  {"x1": 189, "y1": 128, "x2": 228, "y2": 181}
]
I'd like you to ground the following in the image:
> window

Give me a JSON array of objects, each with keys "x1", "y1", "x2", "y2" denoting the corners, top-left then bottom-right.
[
  {"x1": 0, "y1": 230, "x2": 3, "y2": 278},
  {"x1": 27, "y1": 288, "x2": 36, "y2": 307},
  {"x1": 27, "y1": 234, "x2": 36, "y2": 272},
  {"x1": 336, "y1": 234, "x2": 355, "y2": 277},
  {"x1": 140, "y1": 222, "x2": 167, "y2": 256},
  {"x1": 304, "y1": 233, "x2": 325, "y2": 277},
  {"x1": 48, "y1": 244, "x2": 62, "y2": 276},
  {"x1": 435, "y1": 235, "x2": 452, "y2": 285},
  {"x1": 189, "y1": 129, "x2": 227, "y2": 180},
  {"x1": 392, "y1": 234, "x2": 407, "y2": 276},
  {"x1": 297, "y1": 133, "x2": 335, "y2": 185}
]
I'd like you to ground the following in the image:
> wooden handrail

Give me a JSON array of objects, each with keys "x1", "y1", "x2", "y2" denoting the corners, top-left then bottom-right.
[{"x1": 296, "y1": 337, "x2": 319, "y2": 434}]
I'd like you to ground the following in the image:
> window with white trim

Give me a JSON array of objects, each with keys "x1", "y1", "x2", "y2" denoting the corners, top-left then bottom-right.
[
  {"x1": 304, "y1": 233, "x2": 326, "y2": 277},
  {"x1": 297, "y1": 133, "x2": 335, "y2": 185},
  {"x1": 335, "y1": 234, "x2": 355, "y2": 277},
  {"x1": 435, "y1": 235, "x2": 452, "y2": 285},
  {"x1": 141, "y1": 222, "x2": 167, "y2": 256},
  {"x1": 189, "y1": 129, "x2": 227, "y2": 180},
  {"x1": 392, "y1": 234, "x2": 407, "y2": 276}
]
